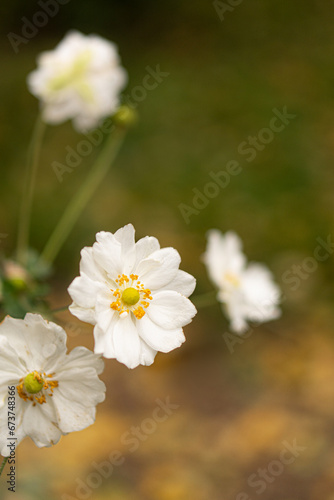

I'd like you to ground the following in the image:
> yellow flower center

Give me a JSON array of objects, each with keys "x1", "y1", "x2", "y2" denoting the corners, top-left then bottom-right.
[
  {"x1": 122, "y1": 287, "x2": 140, "y2": 306},
  {"x1": 224, "y1": 272, "x2": 241, "y2": 288},
  {"x1": 47, "y1": 50, "x2": 94, "y2": 103},
  {"x1": 110, "y1": 274, "x2": 152, "y2": 320},
  {"x1": 24, "y1": 372, "x2": 44, "y2": 394},
  {"x1": 17, "y1": 371, "x2": 58, "y2": 406}
]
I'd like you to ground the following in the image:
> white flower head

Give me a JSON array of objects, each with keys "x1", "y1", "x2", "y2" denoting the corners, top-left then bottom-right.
[
  {"x1": 0, "y1": 314, "x2": 105, "y2": 456},
  {"x1": 27, "y1": 30, "x2": 127, "y2": 132},
  {"x1": 68, "y1": 224, "x2": 197, "y2": 369},
  {"x1": 203, "y1": 230, "x2": 281, "y2": 333}
]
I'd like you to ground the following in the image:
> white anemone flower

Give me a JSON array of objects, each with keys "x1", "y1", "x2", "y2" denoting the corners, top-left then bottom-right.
[
  {"x1": 68, "y1": 224, "x2": 197, "y2": 369},
  {"x1": 203, "y1": 230, "x2": 281, "y2": 333},
  {"x1": 27, "y1": 30, "x2": 127, "y2": 132},
  {"x1": 0, "y1": 314, "x2": 105, "y2": 456}
]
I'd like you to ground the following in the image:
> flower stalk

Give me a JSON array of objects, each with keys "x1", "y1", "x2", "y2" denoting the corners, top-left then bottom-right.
[
  {"x1": 0, "y1": 457, "x2": 8, "y2": 478},
  {"x1": 40, "y1": 126, "x2": 126, "y2": 265},
  {"x1": 16, "y1": 114, "x2": 46, "y2": 264}
]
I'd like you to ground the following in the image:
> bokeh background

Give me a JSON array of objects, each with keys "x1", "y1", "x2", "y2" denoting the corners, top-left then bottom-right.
[{"x1": 1, "y1": 0, "x2": 334, "y2": 498}]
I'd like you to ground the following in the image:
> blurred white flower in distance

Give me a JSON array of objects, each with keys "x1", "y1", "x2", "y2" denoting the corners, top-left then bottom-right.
[
  {"x1": 0, "y1": 314, "x2": 105, "y2": 456},
  {"x1": 203, "y1": 230, "x2": 281, "y2": 333},
  {"x1": 27, "y1": 30, "x2": 127, "y2": 132},
  {"x1": 68, "y1": 224, "x2": 197, "y2": 369}
]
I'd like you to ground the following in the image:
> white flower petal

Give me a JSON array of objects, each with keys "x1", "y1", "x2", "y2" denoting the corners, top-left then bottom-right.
[
  {"x1": 95, "y1": 290, "x2": 116, "y2": 330},
  {"x1": 134, "y1": 236, "x2": 160, "y2": 267},
  {"x1": 0, "y1": 399, "x2": 26, "y2": 456},
  {"x1": 139, "y1": 340, "x2": 157, "y2": 366},
  {"x1": 114, "y1": 224, "x2": 137, "y2": 274},
  {"x1": 56, "y1": 346, "x2": 105, "y2": 376},
  {"x1": 137, "y1": 247, "x2": 181, "y2": 290},
  {"x1": 203, "y1": 230, "x2": 246, "y2": 288},
  {"x1": 93, "y1": 324, "x2": 115, "y2": 358},
  {"x1": 0, "y1": 338, "x2": 26, "y2": 394},
  {"x1": 79, "y1": 246, "x2": 106, "y2": 282},
  {"x1": 52, "y1": 390, "x2": 97, "y2": 433},
  {"x1": 68, "y1": 303, "x2": 96, "y2": 325},
  {"x1": 137, "y1": 314, "x2": 185, "y2": 353},
  {"x1": 112, "y1": 315, "x2": 142, "y2": 369},
  {"x1": 93, "y1": 231, "x2": 123, "y2": 275},
  {"x1": 160, "y1": 269, "x2": 196, "y2": 297},
  {"x1": 0, "y1": 314, "x2": 67, "y2": 372},
  {"x1": 23, "y1": 404, "x2": 62, "y2": 448},
  {"x1": 148, "y1": 291, "x2": 197, "y2": 330},
  {"x1": 68, "y1": 273, "x2": 104, "y2": 310}
]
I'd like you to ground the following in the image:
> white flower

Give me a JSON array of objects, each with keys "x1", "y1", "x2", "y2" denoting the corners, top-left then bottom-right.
[
  {"x1": 0, "y1": 314, "x2": 105, "y2": 456},
  {"x1": 203, "y1": 230, "x2": 281, "y2": 333},
  {"x1": 68, "y1": 224, "x2": 197, "y2": 369},
  {"x1": 27, "y1": 30, "x2": 127, "y2": 132}
]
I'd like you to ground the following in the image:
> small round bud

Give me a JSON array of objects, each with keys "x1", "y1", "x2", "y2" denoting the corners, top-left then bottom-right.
[
  {"x1": 122, "y1": 287, "x2": 140, "y2": 306},
  {"x1": 3, "y1": 260, "x2": 29, "y2": 290},
  {"x1": 113, "y1": 105, "x2": 138, "y2": 128}
]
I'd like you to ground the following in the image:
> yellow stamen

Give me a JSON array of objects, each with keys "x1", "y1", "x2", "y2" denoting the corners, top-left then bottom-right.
[{"x1": 110, "y1": 274, "x2": 152, "y2": 319}]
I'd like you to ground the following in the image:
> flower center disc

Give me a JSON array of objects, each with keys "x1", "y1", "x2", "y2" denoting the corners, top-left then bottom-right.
[
  {"x1": 24, "y1": 372, "x2": 44, "y2": 394},
  {"x1": 122, "y1": 287, "x2": 140, "y2": 306},
  {"x1": 224, "y1": 272, "x2": 241, "y2": 288}
]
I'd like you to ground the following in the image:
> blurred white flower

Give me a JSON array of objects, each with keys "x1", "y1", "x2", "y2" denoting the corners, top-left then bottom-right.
[
  {"x1": 203, "y1": 230, "x2": 281, "y2": 333},
  {"x1": 0, "y1": 314, "x2": 105, "y2": 456},
  {"x1": 68, "y1": 224, "x2": 197, "y2": 369},
  {"x1": 27, "y1": 30, "x2": 127, "y2": 132}
]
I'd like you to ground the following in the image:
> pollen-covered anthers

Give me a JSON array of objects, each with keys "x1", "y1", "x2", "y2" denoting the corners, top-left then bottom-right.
[
  {"x1": 17, "y1": 371, "x2": 59, "y2": 406},
  {"x1": 110, "y1": 274, "x2": 153, "y2": 319}
]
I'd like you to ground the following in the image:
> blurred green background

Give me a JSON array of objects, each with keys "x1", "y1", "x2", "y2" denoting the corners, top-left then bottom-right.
[{"x1": 1, "y1": 0, "x2": 334, "y2": 499}]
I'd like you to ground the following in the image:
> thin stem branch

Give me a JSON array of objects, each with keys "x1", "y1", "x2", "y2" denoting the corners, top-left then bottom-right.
[
  {"x1": 40, "y1": 127, "x2": 126, "y2": 265},
  {"x1": 51, "y1": 305, "x2": 71, "y2": 314},
  {"x1": 17, "y1": 114, "x2": 46, "y2": 264},
  {"x1": 0, "y1": 457, "x2": 8, "y2": 478}
]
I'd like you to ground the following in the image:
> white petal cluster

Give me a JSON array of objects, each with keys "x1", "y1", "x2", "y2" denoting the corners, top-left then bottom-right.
[
  {"x1": 0, "y1": 314, "x2": 105, "y2": 456},
  {"x1": 27, "y1": 31, "x2": 127, "y2": 132},
  {"x1": 203, "y1": 230, "x2": 281, "y2": 333},
  {"x1": 68, "y1": 224, "x2": 197, "y2": 369}
]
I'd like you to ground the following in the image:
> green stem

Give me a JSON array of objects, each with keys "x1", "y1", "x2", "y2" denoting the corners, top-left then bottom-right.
[
  {"x1": 0, "y1": 457, "x2": 8, "y2": 478},
  {"x1": 17, "y1": 114, "x2": 46, "y2": 264},
  {"x1": 192, "y1": 290, "x2": 218, "y2": 308},
  {"x1": 51, "y1": 305, "x2": 71, "y2": 314},
  {"x1": 40, "y1": 127, "x2": 126, "y2": 265}
]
